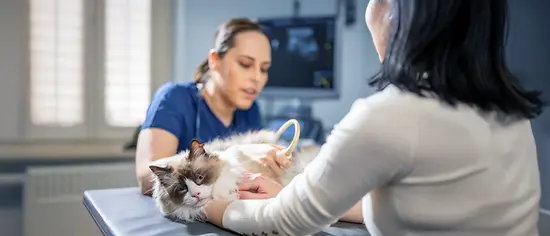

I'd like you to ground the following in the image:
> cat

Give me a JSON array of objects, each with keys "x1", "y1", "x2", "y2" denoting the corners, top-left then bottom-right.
[{"x1": 148, "y1": 130, "x2": 320, "y2": 222}]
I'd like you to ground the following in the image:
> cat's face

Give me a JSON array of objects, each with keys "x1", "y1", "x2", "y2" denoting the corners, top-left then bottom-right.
[{"x1": 149, "y1": 140, "x2": 223, "y2": 207}]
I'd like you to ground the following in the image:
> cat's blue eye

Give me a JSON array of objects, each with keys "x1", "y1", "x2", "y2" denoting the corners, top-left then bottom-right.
[{"x1": 194, "y1": 174, "x2": 205, "y2": 185}]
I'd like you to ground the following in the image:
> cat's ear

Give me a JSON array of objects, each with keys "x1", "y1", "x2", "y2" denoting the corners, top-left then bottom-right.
[
  {"x1": 189, "y1": 139, "x2": 206, "y2": 158},
  {"x1": 149, "y1": 164, "x2": 172, "y2": 180}
]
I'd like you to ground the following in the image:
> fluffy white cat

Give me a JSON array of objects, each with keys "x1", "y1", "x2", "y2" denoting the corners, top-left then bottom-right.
[{"x1": 149, "y1": 130, "x2": 319, "y2": 222}]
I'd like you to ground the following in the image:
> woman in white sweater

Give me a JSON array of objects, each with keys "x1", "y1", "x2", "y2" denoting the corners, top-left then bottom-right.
[{"x1": 204, "y1": 0, "x2": 545, "y2": 235}]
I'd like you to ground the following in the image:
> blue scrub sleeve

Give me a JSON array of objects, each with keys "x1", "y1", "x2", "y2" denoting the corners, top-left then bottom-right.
[{"x1": 141, "y1": 83, "x2": 186, "y2": 139}]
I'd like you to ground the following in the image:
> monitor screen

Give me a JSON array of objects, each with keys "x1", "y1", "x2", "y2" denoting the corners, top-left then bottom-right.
[{"x1": 258, "y1": 16, "x2": 336, "y2": 91}]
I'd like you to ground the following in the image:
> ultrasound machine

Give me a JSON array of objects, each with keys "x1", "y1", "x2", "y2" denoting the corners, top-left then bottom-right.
[{"x1": 256, "y1": 16, "x2": 338, "y2": 146}]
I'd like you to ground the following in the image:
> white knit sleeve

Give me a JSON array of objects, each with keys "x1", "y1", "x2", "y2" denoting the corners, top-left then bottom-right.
[{"x1": 221, "y1": 98, "x2": 417, "y2": 236}]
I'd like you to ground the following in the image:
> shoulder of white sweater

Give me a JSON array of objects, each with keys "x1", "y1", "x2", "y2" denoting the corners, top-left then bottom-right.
[
  {"x1": 348, "y1": 85, "x2": 428, "y2": 122},
  {"x1": 328, "y1": 86, "x2": 425, "y2": 152}
]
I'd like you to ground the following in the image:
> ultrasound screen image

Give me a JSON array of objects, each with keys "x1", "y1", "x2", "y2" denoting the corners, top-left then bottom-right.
[
  {"x1": 287, "y1": 27, "x2": 319, "y2": 61},
  {"x1": 259, "y1": 17, "x2": 335, "y2": 89}
]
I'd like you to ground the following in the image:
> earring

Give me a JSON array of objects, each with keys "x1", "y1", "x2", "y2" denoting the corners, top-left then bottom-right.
[
  {"x1": 416, "y1": 71, "x2": 429, "y2": 80},
  {"x1": 417, "y1": 71, "x2": 430, "y2": 89},
  {"x1": 421, "y1": 72, "x2": 429, "y2": 79}
]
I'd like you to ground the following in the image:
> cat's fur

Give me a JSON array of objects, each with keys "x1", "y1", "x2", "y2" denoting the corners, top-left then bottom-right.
[{"x1": 149, "y1": 130, "x2": 319, "y2": 222}]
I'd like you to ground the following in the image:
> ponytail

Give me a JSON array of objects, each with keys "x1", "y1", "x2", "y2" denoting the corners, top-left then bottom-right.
[{"x1": 193, "y1": 59, "x2": 209, "y2": 84}]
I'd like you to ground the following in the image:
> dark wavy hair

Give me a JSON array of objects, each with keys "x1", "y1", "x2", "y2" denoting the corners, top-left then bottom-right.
[
  {"x1": 369, "y1": 0, "x2": 544, "y2": 119},
  {"x1": 193, "y1": 18, "x2": 263, "y2": 84}
]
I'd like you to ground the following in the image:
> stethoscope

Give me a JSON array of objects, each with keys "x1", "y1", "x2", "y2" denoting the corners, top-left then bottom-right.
[
  {"x1": 195, "y1": 83, "x2": 204, "y2": 140},
  {"x1": 194, "y1": 83, "x2": 237, "y2": 141}
]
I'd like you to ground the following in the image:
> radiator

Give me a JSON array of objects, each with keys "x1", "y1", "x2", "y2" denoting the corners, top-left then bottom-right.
[{"x1": 23, "y1": 162, "x2": 138, "y2": 236}]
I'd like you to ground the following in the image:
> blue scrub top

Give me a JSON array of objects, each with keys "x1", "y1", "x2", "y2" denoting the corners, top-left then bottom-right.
[{"x1": 141, "y1": 82, "x2": 263, "y2": 152}]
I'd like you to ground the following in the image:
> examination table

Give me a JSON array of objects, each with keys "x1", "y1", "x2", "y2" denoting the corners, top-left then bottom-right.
[{"x1": 83, "y1": 187, "x2": 371, "y2": 236}]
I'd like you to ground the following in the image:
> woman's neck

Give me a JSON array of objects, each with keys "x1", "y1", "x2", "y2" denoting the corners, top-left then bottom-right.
[{"x1": 201, "y1": 82, "x2": 236, "y2": 127}]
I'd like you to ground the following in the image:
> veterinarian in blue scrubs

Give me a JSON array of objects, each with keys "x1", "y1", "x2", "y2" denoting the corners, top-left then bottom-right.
[{"x1": 135, "y1": 18, "x2": 273, "y2": 195}]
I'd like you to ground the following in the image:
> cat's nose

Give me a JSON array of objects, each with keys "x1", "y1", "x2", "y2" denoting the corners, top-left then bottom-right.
[{"x1": 192, "y1": 192, "x2": 201, "y2": 198}]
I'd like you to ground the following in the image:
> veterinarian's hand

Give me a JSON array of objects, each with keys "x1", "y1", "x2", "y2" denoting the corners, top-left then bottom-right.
[
  {"x1": 238, "y1": 173, "x2": 283, "y2": 199},
  {"x1": 259, "y1": 145, "x2": 291, "y2": 177}
]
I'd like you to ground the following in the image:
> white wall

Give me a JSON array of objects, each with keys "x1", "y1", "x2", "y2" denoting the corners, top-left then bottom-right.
[
  {"x1": 0, "y1": 1, "x2": 27, "y2": 233},
  {"x1": 0, "y1": 0, "x2": 26, "y2": 142},
  {"x1": 175, "y1": 0, "x2": 379, "y2": 129}
]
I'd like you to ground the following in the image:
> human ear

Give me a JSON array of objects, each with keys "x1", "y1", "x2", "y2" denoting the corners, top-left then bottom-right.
[{"x1": 207, "y1": 49, "x2": 221, "y2": 72}]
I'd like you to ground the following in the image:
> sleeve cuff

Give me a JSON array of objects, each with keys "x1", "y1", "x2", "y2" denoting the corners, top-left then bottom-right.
[{"x1": 222, "y1": 199, "x2": 285, "y2": 236}]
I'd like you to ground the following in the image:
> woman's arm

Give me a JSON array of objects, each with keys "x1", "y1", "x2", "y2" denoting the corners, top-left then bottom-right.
[
  {"x1": 206, "y1": 98, "x2": 418, "y2": 236},
  {"x1": 135, "y1": 83, "x2": 187, "y2": 195},
  {"x1": 339, "y1": 201, "x2": 363, "y2": 223},
  {"x1": 135, "y1": 128, "x2": 178, "y2": 195},
  {"x1": 205, "y1": 193, "x2": 363, "y2": 226}
]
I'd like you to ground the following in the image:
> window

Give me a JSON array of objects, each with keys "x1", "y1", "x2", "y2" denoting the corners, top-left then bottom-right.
[
  {"x1": 29, "y1": 0, "x2": 84, "y2": 127},
  {"x1": 104, "y1": 0, "x2": 151, "y2": 127},
  {"x1": 28, "y1": 0, "x2": 169, "y2": 140}
]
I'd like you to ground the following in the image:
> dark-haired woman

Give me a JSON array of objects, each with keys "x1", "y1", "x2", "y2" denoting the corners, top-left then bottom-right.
[
  {"x1": 135, "y1": 18, "x2": 277, "y2": 195},
  {"x1": 204, "y1": 0, "x2": 544, "y2": 235}
]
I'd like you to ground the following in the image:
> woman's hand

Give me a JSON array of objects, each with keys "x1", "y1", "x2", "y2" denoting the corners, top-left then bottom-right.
[
  {"x1": 238, "y1": 174, "x2": 284, "y2": 199},
  {"x1": 205, "y1": 172, "x2": 284, "y2": 226},
  {"x1": 204, "y1": 173, "x2": 284, "y2": 226},
  {"x1": 258, "y1": 144, "x2": 292, "y2": 177}
]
